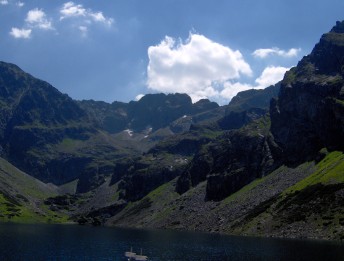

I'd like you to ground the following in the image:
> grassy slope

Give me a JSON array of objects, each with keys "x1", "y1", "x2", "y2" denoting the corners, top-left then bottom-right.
[
  {"x1": 0, "y1": 157, "x2": 68, "y2": 223},
  {"x1": 1, "y1": 148, "x2": 342, "y2": 241},
  {"x1": 286, "y1": 151, "x2": 344, "y2": 192},
  {"x1": 229, "y1": 151, "x2": 344, "y2": 240},
  {"x1": 109, "y1": 151, "x2": 344, "y2": 240}
]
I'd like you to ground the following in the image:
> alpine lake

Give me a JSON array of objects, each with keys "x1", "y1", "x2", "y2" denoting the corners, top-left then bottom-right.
[{"x1": 0, "y1": 223, "x2": 343, "y2": 261}]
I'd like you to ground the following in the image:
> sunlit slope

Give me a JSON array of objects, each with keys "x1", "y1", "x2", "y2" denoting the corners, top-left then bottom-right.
[
  {"x1": 109, "y1": 151, "x2": 344, "y2": 240},
  {"x1": 0, "y1": 157, "x2": 67, "y2": 222}
]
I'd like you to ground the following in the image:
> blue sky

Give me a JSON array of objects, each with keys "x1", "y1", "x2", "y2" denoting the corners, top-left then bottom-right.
[{"x1": 1, "y1": 0, "x2": 344, "y2": 105}]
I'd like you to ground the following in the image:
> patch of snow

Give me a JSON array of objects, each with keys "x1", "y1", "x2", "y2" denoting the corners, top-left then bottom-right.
[{"x1": 124, "y1": 129, "x2": 133, "y2": 137}]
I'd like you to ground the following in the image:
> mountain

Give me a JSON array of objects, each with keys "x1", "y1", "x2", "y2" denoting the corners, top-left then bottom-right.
[
  {"x1": 270, "y1": 22, "x2": 344, "y2": 164},
  {"x1": 0, "y1": 63, "x2": 227, "y2": 192},
  {"x1": 104, "y1": 21, "x2": 344, "y2": 240},
  {"x1": 79, "y1": 94, "x2": 219, "y2": 134},
  {"x1": 0, "y1": 59, "x2": 278, "y2": 194},
  {"x1": 98, "y1": 21, "x2": 344, "y2": 241},
  {"x1": 0, "y1": 156, "x2": 66, "y2": 223},
  {"x1": 1, "y1": 21, "x2": 343, "y2": 242},
  {"x1": 227, "y1": 83, "x2": 280, "y2": 112},
  {"x1": 0, "y1": 62, "x2": 142, "y2": 193},
  {"x1": 0, "y1": 59, "x2": 280, "y2": 225}
]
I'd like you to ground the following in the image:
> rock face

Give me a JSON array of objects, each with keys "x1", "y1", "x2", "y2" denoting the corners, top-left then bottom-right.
[
  {"x1": 0, "y1": 62, "x2": 87, "y2": 137},
  {"x1": 227, "y1": 83, "x2": 280, "y2": 111},
  {"x1": 128, "y1": 94, "x2": 199, "y2": 131},
  {"x1": 0, "y1": 61, "x2": 221, "y2": 189},
  {"x1": 271, "y1": 21, "x2": 344, "y2": 164},
  {"x1": 79, "y1": 93, "x2": 219, "y2": 133},
  {"x1": 113, "y1": 90, "x2": 277, "y2": 202},
  {"x1": 176, "y1": 116, "x2": 281, "y2": 200},
  {"x1": 177, "y1": 21, "x2": 344, "y2": 201},
  {"x1": 218, "y1": 107, "x2": 267, "y2": 130},
  {"x1": 205, "y1": 130, "x2": 278, "y2": 201},
  {"x1": 0, "y1": 62, "x2": 95, "y2": 184}
]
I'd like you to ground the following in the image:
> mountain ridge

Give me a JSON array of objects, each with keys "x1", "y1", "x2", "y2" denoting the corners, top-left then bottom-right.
[{"x1": 0, "y1": 21, "x2": 343, "y2": 241}]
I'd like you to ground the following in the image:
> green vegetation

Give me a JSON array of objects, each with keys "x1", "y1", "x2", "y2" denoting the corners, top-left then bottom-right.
[
  {"x1": 237, "y1": 114, "x2": 271, "y2": 137},
  {"x1": 118, "y1": 179, "x2": 179, "y2": 225},
  {"x1": 283, "y1": 67, "x2": 297, "y2": 84},
  {"x1": 0, "y1": 158, "x2": 58, "y2": 200},
  {"x1": 324, "y1": 32, "x2": 344, "y2": 46},
  {"x1": 334, "y1": 98, "x2": 344, "y2": 106},
  {"x1": 146, "y1": 182, "x2": 178, "y2": 202},
  {"x1": 58, "y1": 179, "x2": 78, "y2": 194},
  {"x1": 285, "y1": 151, "x2": 344, "y2": 194},
  {"x1": 0, "y1": 192, "x2": 68, "y2": 224},
  {"x1": 59, "y1": 138, "x2": 84, "y2": 151},
  {"x1": 0, "y1": 157, "x2": 69, "y2": 223},
  {"x1": 221, "y1": 177, "x2": 265, "y2": 206}
]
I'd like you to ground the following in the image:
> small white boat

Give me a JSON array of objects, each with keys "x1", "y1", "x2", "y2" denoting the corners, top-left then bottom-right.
[{"x1": 125, "y1": 248, "x2": 148, "y2": 261}]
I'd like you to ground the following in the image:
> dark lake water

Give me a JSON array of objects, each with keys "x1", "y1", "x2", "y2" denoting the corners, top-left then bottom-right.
[{"x1": 0, "y1": 223, "x2": 343, "y2": 261}]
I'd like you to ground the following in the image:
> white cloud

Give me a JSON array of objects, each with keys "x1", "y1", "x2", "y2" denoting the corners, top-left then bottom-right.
[
  {"x1": 90, "y1": 12, "x2": 114, "y2": 26},
  {"x1": 26, "y1": 8, "x2": 53, "y2": 30},
  {"x1": 220, "y1": 66, "x2": 289, "y2": 101},
  {"x1": 9, "y1": 8, "x2": 53, "y2": 39},
  {"x1": 60, "y1": 2, "x2": 86, "y2": 19},
  {"x1": 60, "y1": 1, "x2": 114, "y2": 26},
  {"x1": 0, "y1": 0, "x2": 8, "y2": 5},
  {"x1": 9, "y1": 27, "x2": 31, "y2": 39},
  {"x1": 16, "y1": 1, "x2": 24, "y2": 7},
  {"x1": 220, "y1": 82, "x2": 254, "y2": 100},
  {"x1": 255, "y1": 66, "x2": 289, "y2": 87},
  {"x1": 147, "y1": 33, "x2": 252, "y2": 102},
  {"x1": 252, "y1": 47, "x2": 301, "y2": 58},
  {"x1": 135, "y1": 94, "x2": 145, "y2": 101}
]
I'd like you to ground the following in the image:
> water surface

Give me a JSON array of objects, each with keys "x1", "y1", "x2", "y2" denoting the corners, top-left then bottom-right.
[{"x1": 0, "y1": 223, "x2": 343, "y2": 260}]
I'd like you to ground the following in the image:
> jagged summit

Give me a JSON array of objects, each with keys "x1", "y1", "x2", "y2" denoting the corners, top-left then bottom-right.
[
  {"x1": 307, "y1": 20, "x2": 344, "y2": 75},
  {"x1": 330, "y1": 20, "x2": 344, "y2": 33},
  {"x1": 271, "y1": 21, "x2": 344, "y2": 164}
]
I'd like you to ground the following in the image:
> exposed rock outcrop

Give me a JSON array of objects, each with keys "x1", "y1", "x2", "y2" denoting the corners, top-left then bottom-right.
[
  {"x1": 176, "y1": 115, "x2": 281, "y2": 200},
  {"x1": 271, "y1": 21, "x2": 344, "y2": 164}
]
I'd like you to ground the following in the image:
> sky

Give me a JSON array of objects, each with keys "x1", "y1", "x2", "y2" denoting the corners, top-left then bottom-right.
[{"x1": 1, "y1": 0, "x2": 344, "y2": 105}]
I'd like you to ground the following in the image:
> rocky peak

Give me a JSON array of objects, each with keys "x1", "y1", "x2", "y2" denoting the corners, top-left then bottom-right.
[
  {"x1": 330, "y1": 20, "x2": 344, "y2": 33},
  {"x1": 307, "y1": 21, "x2": 344, "y2": 76},
  {"x1": 271, "y1": 21, "x2": 344, "y2": 164},
  {"x1": 227, "y1": 83, "x2": 280, "y2": 112},
  {"x1": 192, "y1": 99, "x2": 219, "y2": 114}
]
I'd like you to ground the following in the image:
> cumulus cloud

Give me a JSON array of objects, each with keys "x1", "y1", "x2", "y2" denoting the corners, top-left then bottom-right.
[
  {"x1": 252, "y1": 47, "x2": 301, "y2": 58},
  {"x1": 255, "y1": 66, "x2": 289, "y2": 87},
  {"x1": 147, "y1": 33, "x2": 252, "y2": 102},
  {"x1": 220, "y1": 66, "x2": 289, "y2": 101},
  {"x1": 60, "y1": 1, "x2": 114, "y2": 26},
  {"x1": 220, "y1": 82, "x2": 254, "y2": 100},
  {"x1": 9, "y1": 27, "x2": 31, "y2": 39},
  {"x1": 8, "y1": 2, "x2": 114, "y2": 39},
  {"x1": 26, "y1": 8, "x2": 53, "y2": 30},
  {"x1": 9, "y1": 8, "x2": 53, "y2": 38},
  {"x1": 89, "y1": 12, "x2": 113, "y2": 26},
  {"x1": 60, "y1": 2, "x2": 86, "y2": 19}
]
